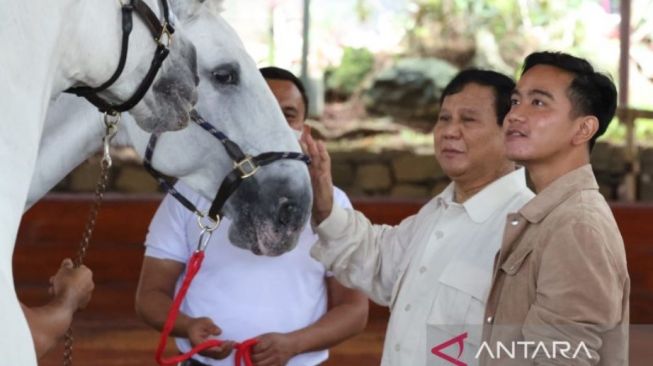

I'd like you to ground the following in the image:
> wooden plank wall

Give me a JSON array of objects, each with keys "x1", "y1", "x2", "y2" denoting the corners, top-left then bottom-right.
[{"x1": 14, "y1": 195, "x2": 653, "y2": 323}]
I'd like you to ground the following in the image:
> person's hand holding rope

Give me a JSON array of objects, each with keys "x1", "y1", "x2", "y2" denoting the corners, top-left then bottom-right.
[
  {"x1": 49, "y1": 258, "x2": 94, "y2": 310},
  {"x1": 186, "y1": 317, "x2": 235, "y2": 360}
]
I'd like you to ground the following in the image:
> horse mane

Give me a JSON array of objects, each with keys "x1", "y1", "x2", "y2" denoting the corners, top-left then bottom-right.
[{"x1": 172, "y1": 0, "x2": 225, "y2": 23}]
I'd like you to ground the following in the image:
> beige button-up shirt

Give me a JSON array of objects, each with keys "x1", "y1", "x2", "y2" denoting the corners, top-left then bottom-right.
[
  {"x1": 312, "y1": 168, "x2": 533, "y2": 366},
  {"x1": 482, "y1": 165, "x2": 630, "y2": 366}
]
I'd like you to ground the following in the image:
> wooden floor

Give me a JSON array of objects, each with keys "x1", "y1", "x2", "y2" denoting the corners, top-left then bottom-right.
[{"x1": 36, "y1": 314, "x2": 385, "y2": 366}]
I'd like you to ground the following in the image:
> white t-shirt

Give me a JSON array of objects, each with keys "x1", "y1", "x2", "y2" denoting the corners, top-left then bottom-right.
[{"x1": 145, "y1": 182, "x2": 352, "y2": 366}]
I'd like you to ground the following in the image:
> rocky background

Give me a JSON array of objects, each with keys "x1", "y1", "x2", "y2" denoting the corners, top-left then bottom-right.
[{"x1": 54, "y1": 140, "x2": 649, "y2": 202}]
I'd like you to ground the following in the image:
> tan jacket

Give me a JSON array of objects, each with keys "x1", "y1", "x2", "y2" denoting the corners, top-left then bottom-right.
[{"x1": 481, "y1": 165, "x2": 629, "y2": 366}]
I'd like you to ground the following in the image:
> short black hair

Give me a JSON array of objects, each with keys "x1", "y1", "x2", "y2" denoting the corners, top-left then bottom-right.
[
  {"x1": 259, "y1": 66, "x2": 309, "y2": 119},
  {"x1": 439, "y1": 68, "x2": 515, "y2": 125},
  {"x1": 522, "y1": 51, "x2": 617, "y2": 150}
]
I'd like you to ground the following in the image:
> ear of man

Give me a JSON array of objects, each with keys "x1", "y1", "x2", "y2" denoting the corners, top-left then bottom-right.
[{"x1": 572, "y1": 115, "x2": 599, "y2": 147}]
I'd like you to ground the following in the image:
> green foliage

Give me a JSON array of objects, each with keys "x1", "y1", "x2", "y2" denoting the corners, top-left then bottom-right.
[
  {"x1": 601, "y1": 118, "x2": 653, "y2": 146},
  {"x1": 325, "y1": 47, "x2": 375, "y2": 98},
  {"x1": 405, "y1": 0, "x2": 592, "y2": 68}
]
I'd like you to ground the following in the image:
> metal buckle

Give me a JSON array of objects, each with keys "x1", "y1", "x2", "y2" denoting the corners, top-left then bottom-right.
[
  {"x1": 234, "y1": 156, "x2": 259, "y2": 179},
  {"x1": 156, "y1": 22, "x2": 173, "y2": 47}
]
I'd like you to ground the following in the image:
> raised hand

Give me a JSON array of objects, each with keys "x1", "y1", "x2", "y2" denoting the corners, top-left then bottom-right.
[{"x1": 300, "y1": 126, "x2": 334, "y2": 225}]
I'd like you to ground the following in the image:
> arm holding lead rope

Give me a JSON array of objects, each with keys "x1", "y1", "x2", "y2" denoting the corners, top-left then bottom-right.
[
  {"x1": 21, "y1": 258, "x2": 94, "y2": 358},
  {"x1": 135, "y1": 255, "x2": 236, "y2": 360}
]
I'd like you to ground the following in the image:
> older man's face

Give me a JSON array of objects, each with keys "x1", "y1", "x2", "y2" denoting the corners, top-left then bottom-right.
[{"x1": 433, "y1": 83, "x2": 508, "y2": 185}]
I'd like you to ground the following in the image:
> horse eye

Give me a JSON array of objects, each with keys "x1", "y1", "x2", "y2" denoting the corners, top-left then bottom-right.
[{"x1": 212, "y1": 65, "x2": 239, "y2": 86}]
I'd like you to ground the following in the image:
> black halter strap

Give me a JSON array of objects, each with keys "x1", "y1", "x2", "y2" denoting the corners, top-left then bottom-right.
[
  {"x1": 65, "y1": 0, "x2": 175, "y2": 114},
  {"x1": 143, "y1": 112, "x2": 311, "y2": 223}
]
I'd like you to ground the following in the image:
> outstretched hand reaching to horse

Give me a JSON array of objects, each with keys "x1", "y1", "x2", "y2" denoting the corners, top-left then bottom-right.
[{"x1": 300, "y1": 126, "x2": 334, "y2": 226}]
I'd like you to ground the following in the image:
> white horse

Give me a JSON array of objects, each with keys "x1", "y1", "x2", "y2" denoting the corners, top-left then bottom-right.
[
  {"x1": 30, "y1": 0, "x2": 311, "y2": 309},
  {"x1": 1, "y1": 0, "x2": 203, "y2": 363}
]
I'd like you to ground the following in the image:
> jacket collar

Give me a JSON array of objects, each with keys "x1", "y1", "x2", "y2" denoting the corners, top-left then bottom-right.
[{"x1": 520, "y1": 164, "x2": 599, "y2": 224}]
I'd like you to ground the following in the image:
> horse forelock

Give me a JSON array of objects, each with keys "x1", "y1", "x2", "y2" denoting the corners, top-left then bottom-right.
[{"x1": 202, "y1": 0, "x2": 225, "y2": 15}]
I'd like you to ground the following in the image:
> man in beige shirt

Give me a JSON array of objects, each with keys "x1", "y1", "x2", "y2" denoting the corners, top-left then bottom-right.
[
  {"x1": 302, "y1": 69, "x2": 534, "y2": 365},
  {"x1": 482, "y1": 51, "x2": 629, "y2": 365}
]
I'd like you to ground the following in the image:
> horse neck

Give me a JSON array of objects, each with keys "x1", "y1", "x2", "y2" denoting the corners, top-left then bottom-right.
[
  {"x1": 55, "y1": 0, "x2": 130, "y2": 94},
  {"x1": 25, "y1": 96, "x2": 111, "y2": 209},
  {"x1": 0, "y1": 0, "x2": 72, "y2": 126}
]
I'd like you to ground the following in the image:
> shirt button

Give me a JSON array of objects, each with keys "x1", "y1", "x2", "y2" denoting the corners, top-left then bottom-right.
[
  {"x1": 419, "y1": 266, "x2": 427, "y2": 274},
  {"x1": 511, "y1": 219, "x2": 519, "y2": 226},
  {"x1": 486, "y1": 316, "x2": 494, "y2": 324},
  {"x1": 435, "y1": 230, "x2": 444, "y2": 239},
  {"x1": 395, "y1": 343, "x2": 401, "y2": 352},
  {"x1": 404, "y1": 304, "x2": 411, "y2": 311}
]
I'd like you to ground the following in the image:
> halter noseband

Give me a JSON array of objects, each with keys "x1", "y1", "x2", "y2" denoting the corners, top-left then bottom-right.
[
  {"x1": 143, "y1": 111, "x2": 311, "y2": 224},
  {"x1": 65, "y1": 0, "x2": 174, "y2": 115}
]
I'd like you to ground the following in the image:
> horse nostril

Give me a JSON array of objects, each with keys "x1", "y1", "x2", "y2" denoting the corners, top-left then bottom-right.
[{"x1": 278, "y1": 201, "x2": 297, "y2": 226}]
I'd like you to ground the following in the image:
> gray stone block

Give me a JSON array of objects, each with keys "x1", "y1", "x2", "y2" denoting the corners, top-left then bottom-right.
[
  {"x1": 355, "y1": 164, "x2": 392, "y2": 191},
  {"x1": 390, "y1": 184, "x2": 430, "y2": 198},
  {"x1": 392, "y1": 154, "x2": 443, "y2": 183}
]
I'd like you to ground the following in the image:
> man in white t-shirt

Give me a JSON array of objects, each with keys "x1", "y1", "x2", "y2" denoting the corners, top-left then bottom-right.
[{"x1": 135, "y1": 67, "x2": 368, "y2": 366}]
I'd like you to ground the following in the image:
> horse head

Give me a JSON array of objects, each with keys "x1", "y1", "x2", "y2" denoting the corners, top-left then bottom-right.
[
  {"x1": 36, "y1": 1, "x2": 312, "y2": 256},
  {"x1": 60, "y1": 0, "x2": 199, "y2": 133},
  {"x1": 128, "y1": 1, "x2": 312, "y2": 256}
]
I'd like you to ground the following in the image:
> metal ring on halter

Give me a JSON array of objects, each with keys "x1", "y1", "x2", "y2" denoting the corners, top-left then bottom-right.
[
  {"x1": 104, "y1": 111, "x2": 121, "y2": 128},
  {"x1": 196, "y1": 212, "x2": 221, "y2": 232}
]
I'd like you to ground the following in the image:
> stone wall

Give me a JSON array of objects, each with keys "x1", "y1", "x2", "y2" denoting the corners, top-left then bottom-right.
[
  {"x1": 53, "y1": 142, "x2": 653, "y2": 202},
  {"x1": 330, "y1": 150, "x2": 450, "y2": 198}
]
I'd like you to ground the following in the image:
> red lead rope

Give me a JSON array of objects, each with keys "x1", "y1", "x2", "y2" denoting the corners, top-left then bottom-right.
[{"x1": 155, "y1": 250, "x2": 258, "y2": 366}]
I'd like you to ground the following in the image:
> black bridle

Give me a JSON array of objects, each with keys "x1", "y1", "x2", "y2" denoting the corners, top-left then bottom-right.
[
  {"x1": 65, "y1": 0, "x2": 174, "y2": 115},
  {"x1": 143, "y1": 111, "x2": 311, "y2": 225}
]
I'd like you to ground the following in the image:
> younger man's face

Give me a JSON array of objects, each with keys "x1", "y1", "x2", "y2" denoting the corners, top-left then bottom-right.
[
  {"x1": 265, "y1": 79, "x2": 306, "y2": 131},
  {"x1": 504, "y1": 64, "x2": 582, "y2": 164}
]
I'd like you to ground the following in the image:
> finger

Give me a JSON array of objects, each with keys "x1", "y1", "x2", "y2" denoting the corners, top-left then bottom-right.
[
  {"x1": 203, "y1": 341, "x2": 234, "y2": 360},
  {"x1": 299, "y1": 140, "x2": 308, "y2": 155},
  {"x1": 316, "y1": 140, "x2": 330, "y2": 166},
  {"x1": 218, "y1": 341, "x2": 235, "y2": 359},
  {"x1": 301, "y1": 125, "x2": 311, "y2": 142},
  {"x1": 251, "y1": 338, "x2": 272, "y2": 354},
  {"x1": 61, "y1": 258, "x2": 73, "y2": 268}
]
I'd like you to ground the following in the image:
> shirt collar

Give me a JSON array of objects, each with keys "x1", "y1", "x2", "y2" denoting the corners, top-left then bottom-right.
[
  {"x1": 435, "y1": 167, "x2": 530, "y2": 223},
  {"x1": 520, "y1": 164, "x2": 598, "y2": 224}
]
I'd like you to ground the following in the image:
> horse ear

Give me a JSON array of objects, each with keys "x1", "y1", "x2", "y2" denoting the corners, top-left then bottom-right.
[{"x1": 169, "y1": 0, "x2": 224, "y2": 23}]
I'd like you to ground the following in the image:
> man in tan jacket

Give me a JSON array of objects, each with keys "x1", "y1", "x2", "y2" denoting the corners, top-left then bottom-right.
[{"x1": 481, "y1": 51, "x2": 629, "y2": 365}]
